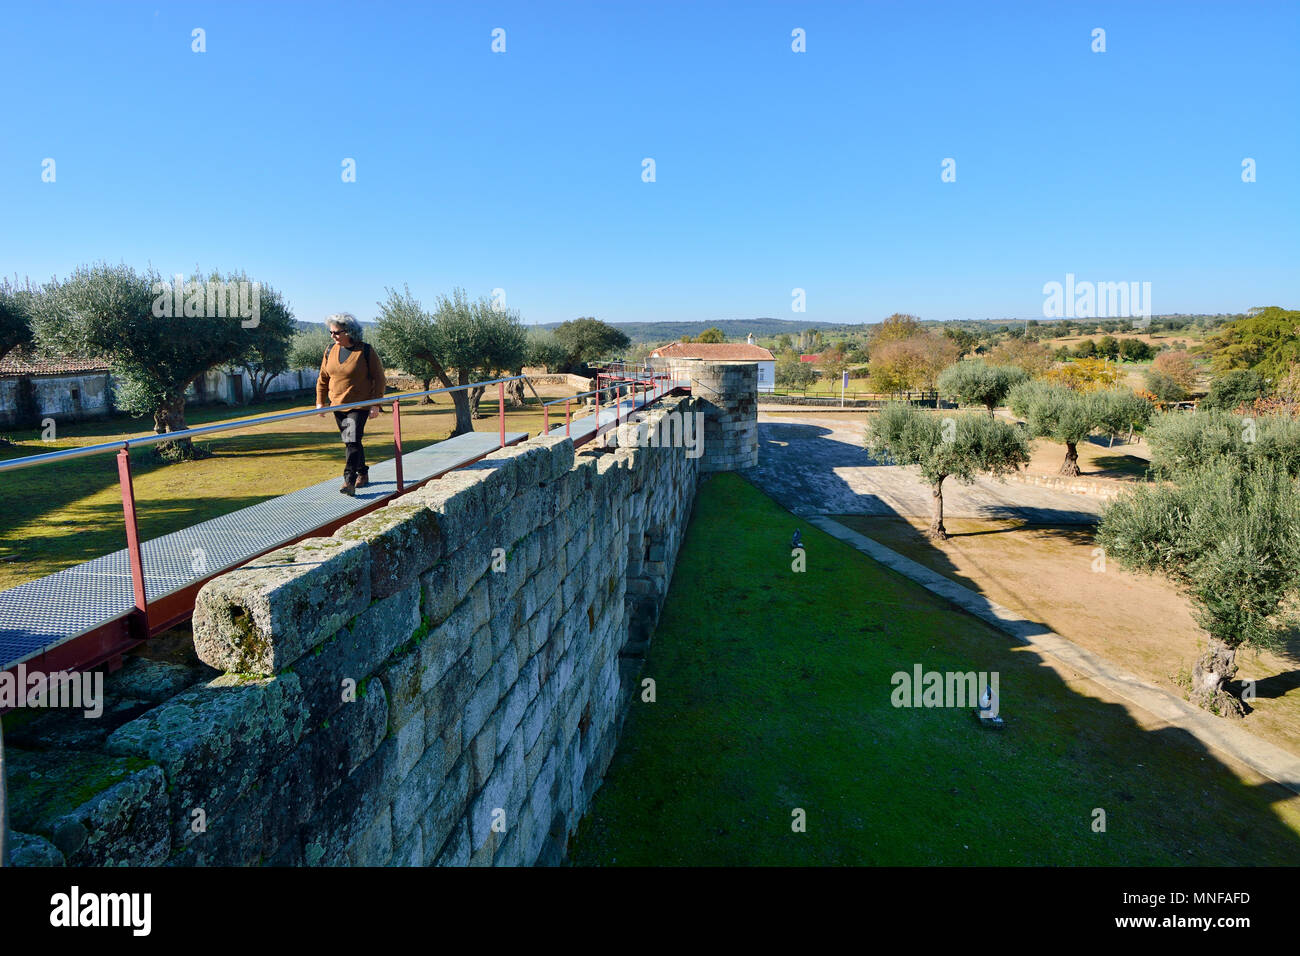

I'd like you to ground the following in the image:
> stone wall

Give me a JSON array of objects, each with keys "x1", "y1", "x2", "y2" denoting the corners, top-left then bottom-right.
[
  {"x1": 1003, "y1": 470, "x2": 1128, "y2": 500},
  {"x1": 0, "y1": 373, "x2": 113, "y2": 428},
  {"x1": 4, "y1": 394, "x2": 703, "y2": 866}
]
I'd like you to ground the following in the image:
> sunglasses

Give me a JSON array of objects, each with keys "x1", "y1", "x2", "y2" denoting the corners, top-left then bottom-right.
[{"x1": 330, "y1": 330, "x2": 344, "y2": 336}]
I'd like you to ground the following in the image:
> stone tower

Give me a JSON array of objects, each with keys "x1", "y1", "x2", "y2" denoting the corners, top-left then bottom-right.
[{"x1": 687, "y1": 360, "x2": 758, "y2": 471}]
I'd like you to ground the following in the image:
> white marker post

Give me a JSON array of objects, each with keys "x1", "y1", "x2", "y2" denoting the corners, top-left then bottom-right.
[{"x1": 841, "y1": 369, "x2": 848, "y2": 408}]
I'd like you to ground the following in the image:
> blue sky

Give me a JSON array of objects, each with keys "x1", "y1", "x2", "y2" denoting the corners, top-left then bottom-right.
[{"x1": 2, "y1": 0, "x2": 1296, "y2": 327}]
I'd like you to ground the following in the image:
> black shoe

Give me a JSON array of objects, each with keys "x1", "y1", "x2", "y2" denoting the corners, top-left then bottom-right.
[{"x1": 340, "y1": 478, "x2": 356, "y2": 496}]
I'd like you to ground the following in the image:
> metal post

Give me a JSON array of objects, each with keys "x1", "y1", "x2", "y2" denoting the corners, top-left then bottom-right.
[
  {"x1": 544, "y1": 403, "x2": 550, "y2": 435},
  {"x1": 0, "y1": 719, "x2": 8, "y2": 867},
  {"x1": 116, "y1": 446, "x2": 149, "y2": 630},
  {"x1": 392, "y1": 400, "x2": 404, "y2": 492},
  {"x1": 498, "y1": 381, "x2": 506, "y2": 448},
  {"x1": 565, "y1": 399, "x2": 571, "y2": 436}
]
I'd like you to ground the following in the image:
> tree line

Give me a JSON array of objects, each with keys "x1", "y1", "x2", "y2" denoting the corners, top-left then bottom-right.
[{"x1": 0, "y1": 265, "x2": 630, "y2": 460}]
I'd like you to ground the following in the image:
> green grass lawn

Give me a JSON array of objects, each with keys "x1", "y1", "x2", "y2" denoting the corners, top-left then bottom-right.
[
  {"x1": 567, "y1": 472, "x2": 1300, "y2": 865},
  {"x1": 0, "y1": 393, "x2": 553, "y2": 590}
]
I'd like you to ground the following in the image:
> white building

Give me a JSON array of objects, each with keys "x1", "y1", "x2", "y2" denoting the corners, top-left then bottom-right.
[
  {"x1": 0, "y1": 350, "x2": 321, "y2": 427},
  {"x1": 646, "y1": 339, "x2": 776, "y2": 392}
]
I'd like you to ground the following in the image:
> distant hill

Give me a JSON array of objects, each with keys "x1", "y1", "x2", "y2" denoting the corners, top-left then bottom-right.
[
  {"x1": 295, "y1": 313, "x2": 1241, "y2": 343},
  {"x1": 530, "y1": 313, "x2": 1243, "y2": 345},
  {"x1": 533, "y1": 318, "x2": 867, "y2": 343}
]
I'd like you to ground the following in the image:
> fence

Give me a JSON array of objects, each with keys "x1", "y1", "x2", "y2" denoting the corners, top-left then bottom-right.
[{"x1": 762, "y1": 387, "x2": 942, "y2": 405}]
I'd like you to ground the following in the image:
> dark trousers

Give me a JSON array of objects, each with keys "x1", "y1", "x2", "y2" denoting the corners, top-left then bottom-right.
[{"x1": 333, "y1": 410, "x2": 369, "y2": 481}]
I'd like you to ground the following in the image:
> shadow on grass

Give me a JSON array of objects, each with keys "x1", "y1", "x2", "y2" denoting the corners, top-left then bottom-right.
[{"x1": 568, "y1": 429, "x2": 1300, "y2": 866}]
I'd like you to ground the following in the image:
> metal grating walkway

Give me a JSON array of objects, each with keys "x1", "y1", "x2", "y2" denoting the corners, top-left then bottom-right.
[
  {"x1": 546, "y1": 379, "x2": 689, "y2": 441},
  {"x1": 0, "y1": 430, "x2": 526, "y2": 672}
]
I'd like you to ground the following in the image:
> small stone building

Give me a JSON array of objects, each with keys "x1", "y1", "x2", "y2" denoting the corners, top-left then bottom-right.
[{"x1": 0, "y1": 350, "x2": 321, "y2": 428}]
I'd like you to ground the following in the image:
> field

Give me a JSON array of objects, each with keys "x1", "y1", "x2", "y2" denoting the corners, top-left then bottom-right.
[
  {"x1": 567, "y1": 472, "x2": 1300, "y2": 865},
  {"x1": 829, "y1": 514, "x2": 1300, "y2": 757},
  {"x1": 0, "y1": 387, "x2": 575, "y2": 591}
]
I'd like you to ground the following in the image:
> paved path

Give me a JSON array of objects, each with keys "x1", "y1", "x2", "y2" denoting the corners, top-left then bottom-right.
[{"x1": 748, "y1": 414, "x2": 1106, "y2": 523}]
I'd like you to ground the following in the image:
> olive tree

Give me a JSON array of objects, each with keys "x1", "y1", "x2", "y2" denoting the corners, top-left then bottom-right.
[
  {"x1": 553, "y1": 317, "x2": 629, "y2": 372},
  {"x1": 1097, "y1": 458, "x2": 1300, "y2": 717},
  {"x1": 223, "y1": 275, "x2": 296, "y2": 404},
  {"x1": 288, "y1": 326, "x2": 335, "y2": 376},
  {"x1": 375, "y1": 286, "x2": 527, "y2": 435},
  {"x1": 460, "y1": 298, "x2": 528, "y2": 415},
  {"x1": 31, "y1": 263, "x2": 253, "y2": 460},
  {"x1": 1007, "y1": 380, "x2": 1097, "y2": 476},
  {"x1": 865, "y1": 404, "x2": 1030, "y2": 539},
  {"x1": 525, "y1": 328, "x2": 567, "y2": 373},
  {"x1": 373, "y1": 291, "x2": 447, "y2": 404},
  {"x1": 936, "y1": 360, "x2": 1028, "y2": 416},
  {"x1": 1090, "y1": 388, "x2": 1155, "y2": 445},
  {"x1": 0, "y1": 278, "x2": 35, "y2": 363}
]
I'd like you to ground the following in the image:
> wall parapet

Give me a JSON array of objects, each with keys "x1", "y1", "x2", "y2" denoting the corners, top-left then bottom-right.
[{"x1": 4, "y1": 395, "x2": 702, "y2": 867}]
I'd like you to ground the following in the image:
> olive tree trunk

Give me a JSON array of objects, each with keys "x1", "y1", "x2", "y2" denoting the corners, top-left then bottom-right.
[
  {"x1": 1190, "y1": 637, "x2": 1245, "y2": 718},
  {"x1": 1059, "y1": 441, "x2": 1081, "y2": 476},
  {"x1": 928, "y1": 477, "x2": 948, "y2": 539},
  {"x1": 153, "y1": 393, "x2": 196, "y2": 460},
  {"x1": 468, "y1": 385, "x2": 486, "y2": 419}
]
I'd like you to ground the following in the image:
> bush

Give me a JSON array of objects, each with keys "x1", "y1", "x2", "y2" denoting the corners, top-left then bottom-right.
[
  {"x1": 1144, "y1": 409, "x2": 1300, "y2": 480},
  {"x1": 1143, "y1": 368, "x2": 1188, "y2": 403},
  {"x1": 1202, "y1": 369, "x2": 1268, "y2": 411},
  {"x1": 1097, "y1": 457, "x2": 1300, "y2": 715}
]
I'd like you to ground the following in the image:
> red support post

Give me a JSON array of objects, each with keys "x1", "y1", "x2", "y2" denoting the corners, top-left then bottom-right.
[
  {"x1": 544, "y1": 403, "x2": 550, "y2": 435},
  {"x1": 392, "y1": 400, "x2": 404, "y2": 492},
  {"x1": 565, "y1": 399, "x2": 571, "y2": 436},
  {"x1": 498, "y1": 381, "x2": 506, "y2": 448},
  {"x1": 116, "y1": 446, "x2": 149, "y2": 632}
]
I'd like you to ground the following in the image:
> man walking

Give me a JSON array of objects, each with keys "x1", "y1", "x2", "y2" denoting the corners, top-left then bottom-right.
[{"x1": 316, "y1": 312, "x2": 387, "y2": 496}]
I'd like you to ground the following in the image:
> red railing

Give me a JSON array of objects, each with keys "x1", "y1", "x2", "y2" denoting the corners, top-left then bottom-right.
[
  {"x1": 541, "y1": 365, "x2": 674, "y2": 443},
  {"x1": 0, "y1": 374, "x2": 530, "y2": 657}
]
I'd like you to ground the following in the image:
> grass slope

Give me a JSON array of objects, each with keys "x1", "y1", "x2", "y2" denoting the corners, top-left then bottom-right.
[{"x1": 567, "y1": 472, "x2": 1300, "y2": 865}]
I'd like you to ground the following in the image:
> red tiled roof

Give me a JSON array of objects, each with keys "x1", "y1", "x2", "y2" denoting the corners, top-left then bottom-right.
[
  {"x1": 0, "y1": 349, "x2": 111, "y2": 376},
  {"x1": 799, "y1": 353, "x2": 822, "y2": 363},
  {"x1": 648, "y1": 342, "x2": 775, "y2": 361}
]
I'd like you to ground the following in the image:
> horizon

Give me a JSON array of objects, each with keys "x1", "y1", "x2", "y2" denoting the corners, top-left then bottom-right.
[{"x1": 3, "y1": 1, "x2": 1297, "y2": 325}]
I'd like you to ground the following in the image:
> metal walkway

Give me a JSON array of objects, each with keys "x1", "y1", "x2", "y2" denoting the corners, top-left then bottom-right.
[
  {"x1": 545, "y1": 377, "x2": 689, "y2": 442},
  {"x1": 0, "y1": 430, "x2": 525, "y2": 673}
]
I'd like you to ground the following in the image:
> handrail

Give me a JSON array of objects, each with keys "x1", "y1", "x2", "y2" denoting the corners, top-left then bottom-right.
[
  {"x1": 540, "y1": 383, "x2": 628, "y2": 407},
  {"x1": 0, "y1": 375, "x2": 529, "y2": 474}
]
